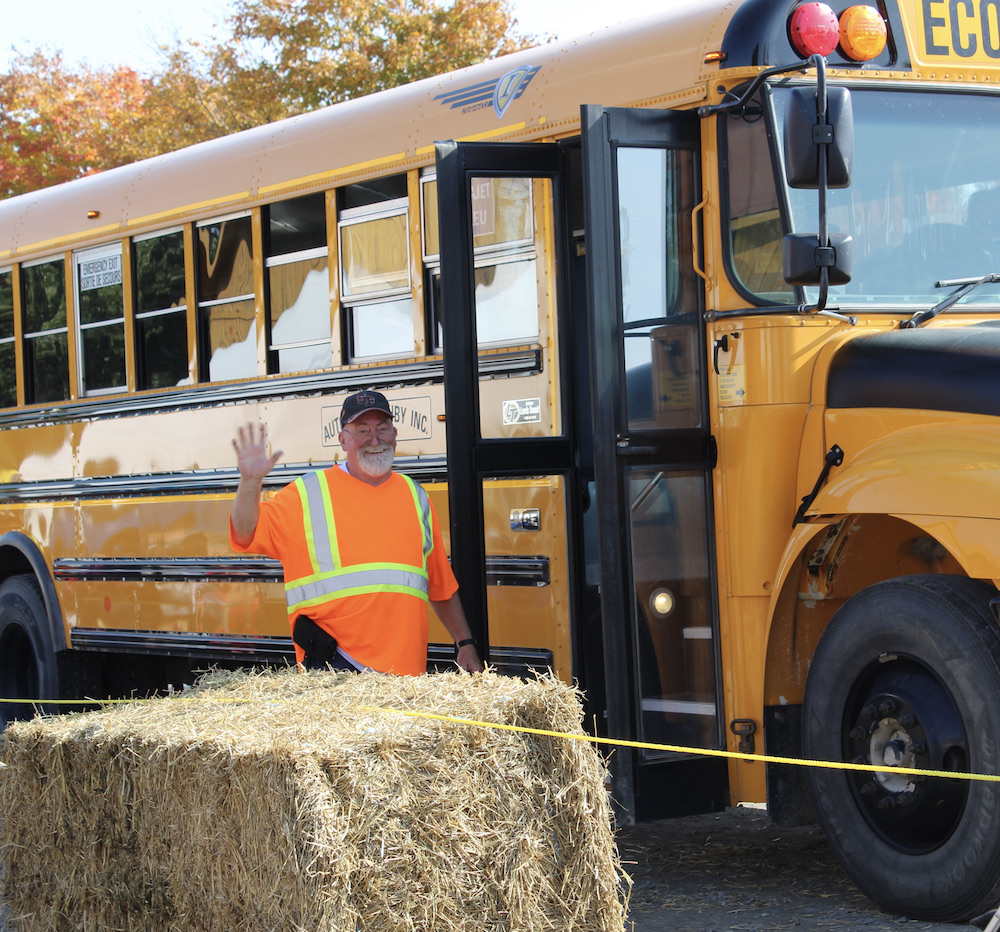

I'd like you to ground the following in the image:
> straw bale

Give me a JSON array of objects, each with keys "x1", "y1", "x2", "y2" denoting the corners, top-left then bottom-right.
[{"x1": 0, "y1": 669, "x2": 627, "y2": 932}]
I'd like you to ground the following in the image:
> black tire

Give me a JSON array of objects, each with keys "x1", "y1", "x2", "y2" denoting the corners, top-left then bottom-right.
[
  {"x1": 803, "y1": 574, "x2": 1000, "y2": 922},
  {"x1": 0, "y1": 574, "x2": 60, "y2": 728}
]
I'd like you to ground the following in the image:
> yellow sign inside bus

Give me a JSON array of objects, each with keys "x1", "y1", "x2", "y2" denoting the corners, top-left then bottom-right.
[{"x1": 900, "y1": 0, "x2": 1000, "y2": 63}]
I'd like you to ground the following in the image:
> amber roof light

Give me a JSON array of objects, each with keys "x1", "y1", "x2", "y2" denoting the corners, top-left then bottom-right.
[{"x1": 839, "y1": 5, "x2": 888, "y2": 61}]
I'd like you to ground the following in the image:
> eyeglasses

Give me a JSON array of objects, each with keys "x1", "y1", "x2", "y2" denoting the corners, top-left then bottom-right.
[{"x1": 344, "y1": 424, "x2": 397, "y2": 442}]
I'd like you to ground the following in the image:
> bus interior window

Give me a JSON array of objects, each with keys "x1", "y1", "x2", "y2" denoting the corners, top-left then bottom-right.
[
  {"x1": 196, "y1": 215, "x2": 256, "y2": 382},
  {"x1": 265, "y1": 192, "x2": 331, "y2": 374},
  {"x1": 133, "y1": 230, "x2": 189, "y2": 389},
  {"x1": 0, "y1": 270, "x2": 14, "y2": 407},
  {"x1": 21, "y1": 258, "x2": 69, "y2": 404}
]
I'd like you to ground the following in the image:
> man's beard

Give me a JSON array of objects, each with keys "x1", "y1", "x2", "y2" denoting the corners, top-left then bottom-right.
[{"x1": 354, "y1": 445, "x2": 394, "y2": 479}]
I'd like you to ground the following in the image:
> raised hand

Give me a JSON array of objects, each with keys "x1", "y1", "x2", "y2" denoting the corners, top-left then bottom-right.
[{"x1": 232, "y1": 422, "x2": 283, "y2": 482}]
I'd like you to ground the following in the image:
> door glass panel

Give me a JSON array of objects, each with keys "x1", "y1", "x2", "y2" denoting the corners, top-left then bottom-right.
[
  {"x1": 628, "y1": 468, "x2": 719, "y2": 758},
  {"x1": 472, "y1": 176, "x2": 559, "y2": 440},
  {"x1": 617, "y1": 146, "x2": 702, "y2": 430}
]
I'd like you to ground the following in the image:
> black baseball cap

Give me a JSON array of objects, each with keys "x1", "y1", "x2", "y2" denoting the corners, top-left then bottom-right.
[{"x1": 341, "y1": 390, "x2": 393, "y2": 426}]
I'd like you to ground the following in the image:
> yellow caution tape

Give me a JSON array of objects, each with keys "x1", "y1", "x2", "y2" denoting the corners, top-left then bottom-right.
[{"x1": 3, "y1": 694, "x2": 999, "y2": 784}]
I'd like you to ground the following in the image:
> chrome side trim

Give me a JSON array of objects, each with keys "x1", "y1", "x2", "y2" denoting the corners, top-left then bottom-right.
[
  {"x1": 0, "y1": 457, "x2": 448, "y2": 503},
  {"x1": 69, "y1": 628, "x2": 295, "y2": 663},
  {"x1": 53, "y1": 554, "x2": 550, "y2": 586},
  {"x1": 68, "y1": 628, "x2": 555, "y2": 677}
]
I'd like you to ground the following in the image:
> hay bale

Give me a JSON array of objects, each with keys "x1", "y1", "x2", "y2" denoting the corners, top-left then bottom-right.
[{"x1": 0, "y1": 669, "x2": 627, "y2": 932}]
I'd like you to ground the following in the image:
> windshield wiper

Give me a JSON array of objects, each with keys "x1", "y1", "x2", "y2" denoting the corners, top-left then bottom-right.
[{"x1": 903, "y1": 273, "x2": 1000, "y2": 328}]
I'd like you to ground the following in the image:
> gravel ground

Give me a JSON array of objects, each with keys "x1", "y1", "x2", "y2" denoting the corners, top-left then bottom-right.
[
  {"x1": 619, "y1": 806, "x2": 982, "y2": 932},
  {"x1": 0, "y1": 805, "x2": 984, "y2": 931}
]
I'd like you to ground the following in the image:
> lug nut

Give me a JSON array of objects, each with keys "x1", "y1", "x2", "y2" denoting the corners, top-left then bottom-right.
[
  {"x1": 898, "y1": 712, "x2": 915, "y2": 728},
  {"x1": 860, "y1": 782, "x2": 877, "y2": 797},
  {"x1": 849, "y1": 726, "x2": 867, "y2": 741},
  {"x1": 878, "y1": 699, "x2": 896, "y2": 716},
  {"x1": 877, "y1": 796, "x2": 896, "y2": 811},
  {"x1": 911, "y1": 740, "x2": 927, "y2": 755}
]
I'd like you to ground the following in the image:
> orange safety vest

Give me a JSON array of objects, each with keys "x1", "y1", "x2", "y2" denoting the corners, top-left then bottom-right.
[{"x1": 283, "y1": 470, "x2": 433, "y2": 621}]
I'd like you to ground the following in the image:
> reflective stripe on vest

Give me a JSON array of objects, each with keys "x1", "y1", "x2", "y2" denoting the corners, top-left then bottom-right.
[{"x1": 285, "y1": 471, "x2": 433, "y2": 617}]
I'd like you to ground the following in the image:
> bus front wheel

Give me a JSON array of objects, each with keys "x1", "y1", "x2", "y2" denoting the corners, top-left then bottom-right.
[
  {"x1": 803, "y1": 574, "x2": 1000, "y2": 922},
  {"x1": 0, "y1": 574, "x2": 60, "y2": 728}
]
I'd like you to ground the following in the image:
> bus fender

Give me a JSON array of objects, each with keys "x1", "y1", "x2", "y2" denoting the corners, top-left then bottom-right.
[
  {"x1": 0, "y1": 531, "x2": 67, "y2": 655},
  {"x1": 806, "y1": 423, "x2": 1000, "y2": 519}
]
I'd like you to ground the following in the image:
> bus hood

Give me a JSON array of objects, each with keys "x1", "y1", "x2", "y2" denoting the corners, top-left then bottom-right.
[{"x1": 827, "y1": 322, "x2": 1000, "y2": 418}]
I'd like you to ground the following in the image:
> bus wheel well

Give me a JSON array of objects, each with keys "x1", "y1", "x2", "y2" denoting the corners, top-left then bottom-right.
[
  {"x1": 763, "y1": 514, "x2": 969, "y2": 825},
  {"x1": 0, "y1": 546, "x2": 35, "y2": 587}
]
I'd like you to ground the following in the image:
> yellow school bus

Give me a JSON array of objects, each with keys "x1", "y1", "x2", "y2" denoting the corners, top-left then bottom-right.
[{"x1": 1, "y1": 0, "x2": 1000, "y2": 920}]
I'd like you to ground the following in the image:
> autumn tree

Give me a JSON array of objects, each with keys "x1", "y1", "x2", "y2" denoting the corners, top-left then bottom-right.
[
  {"x1": 150, "y1": 0, "x2": 537, "y2": 137},
  {"x1": 0, "y1": 0, "x2": 538, "y2": 197},
  {"x1": 0, "y1": 51, "x2": 150, "y2": 197}
]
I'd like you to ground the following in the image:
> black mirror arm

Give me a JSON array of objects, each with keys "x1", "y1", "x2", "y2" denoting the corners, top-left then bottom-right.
[{"x1": 697, "y1": 58, "x2": 817, "y2": 118}]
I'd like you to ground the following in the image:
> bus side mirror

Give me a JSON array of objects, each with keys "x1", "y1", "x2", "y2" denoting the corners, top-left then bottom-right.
[
  {"x1": 783, "y1": 232, "x2": 854, "y2": 285},
  {"x1": 783, "y1": 86, "x2": 853, "y2": 188}
]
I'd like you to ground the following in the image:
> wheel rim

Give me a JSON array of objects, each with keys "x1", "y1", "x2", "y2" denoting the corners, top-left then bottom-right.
[{"x1": 843, "y1": 654, "x2": 969, "y2": 853}]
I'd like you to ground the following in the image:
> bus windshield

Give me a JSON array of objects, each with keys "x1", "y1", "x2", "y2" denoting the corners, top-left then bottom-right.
[{"x1": 728, "y1": 87, "x2": 1000, "y2": 309}]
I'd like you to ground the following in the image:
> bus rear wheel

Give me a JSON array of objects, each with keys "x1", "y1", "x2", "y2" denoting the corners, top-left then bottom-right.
[
  {"x1": 803, "y1": 574, "x2": 1000, "y2": 922},
  {"x1": 0, "y1": 574, "x2": 59, "y2": 728}
]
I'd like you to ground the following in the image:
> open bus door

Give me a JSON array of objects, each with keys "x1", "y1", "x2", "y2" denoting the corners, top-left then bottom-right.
[
  {"x1": 435, "y1": 105, "x2": 727, "y2": 822},
  {"x1": 581, "y1": 106, "x2": 727, "y2": 821}
]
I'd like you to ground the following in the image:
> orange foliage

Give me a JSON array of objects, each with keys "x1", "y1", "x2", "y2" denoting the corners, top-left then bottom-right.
[{"x1": 0, "y1": 1, "x2": 541, "y2": 198}]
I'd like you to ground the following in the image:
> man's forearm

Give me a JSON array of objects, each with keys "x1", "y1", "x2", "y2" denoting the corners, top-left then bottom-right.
[{"x1": 230, "y1": 478, "x2": 263, "y2": 546}]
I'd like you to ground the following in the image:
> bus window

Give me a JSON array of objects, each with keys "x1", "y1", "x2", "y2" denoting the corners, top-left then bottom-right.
[
  {"x1": 21, "y1": 257, "x2": 69, "y2": 404},
  {"x1": 0, "y1": 270, "x2": 13, "y2": 408},
  {"x1": 725, "y1": 95, "x2": 795, "y2": 303},
  {"x1": 265, "y1": 192, "x2": 331, "y2": 373},
  {"x1": 422, "y1": 175, "x2": 539, "y2": 351},
  {"x1": 75, "y1": 243, "x2": 126, "y2": 396},
  {"x1": 133, "y1": 229, "x2": 189, "y2": 389},
  {"x1": 197, "y1": 214, "x2": 256, "y2": 381},
  {"x1": 339, "y1": 199, "x2": 412, "y2": 360}
]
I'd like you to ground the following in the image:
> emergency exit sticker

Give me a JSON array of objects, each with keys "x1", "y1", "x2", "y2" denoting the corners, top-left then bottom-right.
[
  {"x1": 718, "y1": 364, "x2": 747, "y2": 406},
  {"x1": 503, "y1": 397, "x2": 541, "y2": 425}
]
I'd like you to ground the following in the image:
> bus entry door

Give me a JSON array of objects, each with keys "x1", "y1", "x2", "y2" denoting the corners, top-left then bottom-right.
[
  {"x1": 434, "y1": 142, "x2": 581, "y2": 685},
  {"x1": 582, "y1": 105, "x2": 727, "y2": 820}
]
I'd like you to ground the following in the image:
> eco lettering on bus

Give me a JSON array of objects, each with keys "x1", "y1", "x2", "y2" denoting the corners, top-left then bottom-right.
[{"x1": 918, "y1": 0, "x2": 1000, "y2": 59}]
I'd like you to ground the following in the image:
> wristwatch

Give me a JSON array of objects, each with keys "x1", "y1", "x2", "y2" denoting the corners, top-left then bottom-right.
[{"x1": 456, "y1": 637, "x2": 477, "y2": 651}]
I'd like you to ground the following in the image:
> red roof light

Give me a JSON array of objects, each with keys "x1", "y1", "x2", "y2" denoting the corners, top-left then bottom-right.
[{"x1": 790, "y1": 3, "x2": 841, "y2": 58}]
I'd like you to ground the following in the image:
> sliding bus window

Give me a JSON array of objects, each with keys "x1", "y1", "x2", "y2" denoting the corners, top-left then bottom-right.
[
  {"x1": 339, "y1": 199, "x2": 412, "y2": 360},
  {"x1": 134, "y1": 229, "x2": 190, "y2": 389},
  {"x1": 197, "y1": 214, "x2": 255, "y2": 382},
  {"x1": 22, "y1": 257, "x2": 69, "y2": 404},
  {"x1": 266, "y1": 192, "x2": 331, "y2": 373},
  {"x1": 421, "y1": 175, "x2": 539, "y2": 352}
]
